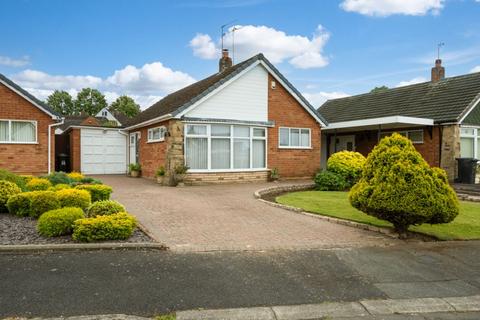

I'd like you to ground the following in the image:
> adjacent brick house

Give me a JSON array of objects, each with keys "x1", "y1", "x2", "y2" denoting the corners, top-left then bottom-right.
[
  {"x1": 0, "y1": 74, "x2": 61, "y2": 175},
  {"x1": 318, "y1": 59, "x2": 480, "y2": 181},
  {"x1": 124, "y1": 51, "x2": 327, "y2": 184}
]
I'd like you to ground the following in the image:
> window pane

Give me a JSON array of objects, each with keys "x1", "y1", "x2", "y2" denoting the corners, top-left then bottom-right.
[
  {"x1": 11, "y1": 121, "x2": 35, "y2": 142},
  {"x1": 461, "y1": 128, "x2": 475, "y2": 136},
  {"x1": 0, "y1": 121, "x2": 8, "y2": 142},
  {"x1": 300, "y1": 129, "x2": 310, "y2": 147},
  {"x1": 233, "y1": 139, "x2": 250, "y2": 169},
  {"x1": 233, "y1": 126, "x2": 250, "y2": 137},
  {"x1": 152, "y1": 128, "x2": 160, "y2": 140},
  {"x1": 186, "y1": 124, "x2": 207, "y2": 135},
  {"x1": 253, "y1": 128, "x2": 265, "y2": 137},
  {"x1": 211, "y1": 138, "x2": 230, "y2": 169},
  {"x1": 279, "y1": 128, "x2": 289, "y2": 146},
  {"x1": 460, "y1": 137, "x2": 474, "y2": 158},
  {"x1": 186, "y1": 137, "x2": 208, "y2": 169},
  {"x1": 408, "y1": 130, "x2": 423, "y2": 143},
  {"x1": 291, "y1": 129, "x2": 300, "y2": 146},
  {"x1": 252, "y1": 140, "x2": 265, "y2": 168},
  {"x1": 211, "y1": 125, "x2": 230, "y2": 137},
  {"x1": 477, "y1": 138, "x2": 480, "y2": 159}
]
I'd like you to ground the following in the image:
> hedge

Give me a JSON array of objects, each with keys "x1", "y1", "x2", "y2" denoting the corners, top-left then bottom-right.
[
  {"x1": 87, "y1": 200, "x2": 125, "y2": 217},
  {"x1": 76, "y1": 184, "x2": 113, "y2": 202},
  {"x1": 37, "y1": 207, "x2": 84, "y2": 237},
  {"x1": 57, "y1": 189, "x2": 91, "y2": 210},
  {"x1": 27, "y1": 178, "x2": 52, "y2": 191},
  {"x1": 72, "y1": 212, "x2": 137, "y2": 242},
  {"x1": 0, "y1": 180, "x2": 22, "y2": 212}
]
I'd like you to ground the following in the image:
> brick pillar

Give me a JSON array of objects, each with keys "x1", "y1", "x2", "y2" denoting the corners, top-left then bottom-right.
[
  {"x1": 165, "y1": 120, "x2": 184, "y2": 185},
  {"x1": 440, "y1": 124, "x2": 460, "y2": 181}
]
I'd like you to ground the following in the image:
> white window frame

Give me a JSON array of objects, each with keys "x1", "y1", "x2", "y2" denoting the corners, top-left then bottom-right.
[
  {"x1": 147, "y1": 126, "x2": 166, "y2": 143},
  {"x1": 184, "y1": 124, "x2": 268, "y2": 172},
  {"x1": 278, "y1": 127, "x2": 311, "y2": 149},
  {"x1": 0, "y1": 119, "x2": 38, "y2": 144},
  {"x1": 460, "y1": 126, "x2": 480, "y2": 158},
  {"x1": 379, "y1": 129, "x2": 424, "y2": 144}
]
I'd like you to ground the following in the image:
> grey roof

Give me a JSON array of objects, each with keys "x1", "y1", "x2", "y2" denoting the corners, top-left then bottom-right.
[
  {"x1": 126, "y1": 53, "x2": 327, "y2": 127},
  {"x1": 319, "y1": 72, "x2": 480, "y2": 124},
  {"x1": 0, "y1": 73, "x2": 60, "y2": 118}
]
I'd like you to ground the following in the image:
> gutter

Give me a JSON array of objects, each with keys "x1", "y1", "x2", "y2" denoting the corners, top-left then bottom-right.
[
  {"x1": 124, "y1": 114, "x2": 172, "y2": 131},
  {"x1": 48, "y1": 118, "x2": 65, "y2": 174}
]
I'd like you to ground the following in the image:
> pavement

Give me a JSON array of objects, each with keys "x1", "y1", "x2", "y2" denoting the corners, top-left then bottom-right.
[
  {"x1": 1, "y1": 241, "x2": 479, "y2": 318},
  {"x1": 99, "y1": 175, "x2": 400, "y2": 251}
]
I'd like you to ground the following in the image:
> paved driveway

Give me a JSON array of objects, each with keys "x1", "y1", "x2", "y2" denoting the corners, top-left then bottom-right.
[{"x1": 100, "y1": 176, "x2": 399, "y2": 251}]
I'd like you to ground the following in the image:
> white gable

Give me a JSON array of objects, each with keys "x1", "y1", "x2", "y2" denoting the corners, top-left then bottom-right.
[
  {"x1": 185, "y1": 64, "x2": 268, "y2": 122},
  {"x1": 96, "y1": 107, "x2": 118, "y2": 122}
]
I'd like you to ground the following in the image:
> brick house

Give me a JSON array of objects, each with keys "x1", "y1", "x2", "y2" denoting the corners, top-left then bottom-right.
[
  {"x1": 0, "y1": 73, "x2": 61, "y2": 175},
  {"x1": 124, "y1": 51, "x2": 327, "y2": 184},
  {"x1": 318, "y1": 59, "x2": 480, "y2": 181}
]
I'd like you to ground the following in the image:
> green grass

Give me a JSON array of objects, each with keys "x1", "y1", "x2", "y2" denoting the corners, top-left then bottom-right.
[
  {"x1": 156, "y1": 314, "x2": 175, "y2": 320},
  {"x1": 276, "y1": 191, "x2": 480, "y2": 240}
]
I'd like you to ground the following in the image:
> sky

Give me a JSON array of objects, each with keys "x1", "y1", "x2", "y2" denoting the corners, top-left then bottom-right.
[{"x1": 1, "y1": 0, "x2": 479, "y2": 109}]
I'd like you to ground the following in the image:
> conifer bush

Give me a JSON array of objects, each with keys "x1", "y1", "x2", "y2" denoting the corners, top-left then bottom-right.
[
  {"x1": 6, "y1": 193, "x2": 31, "y2": 217},
  {"x1": 27, "y1": 178, "x2": 52, "y2": 191},
  {"x1": 349, "y1": 133, "x2": 459, "y2": 236},
  {"x1": 37, "y1": 207, "x2": 84, "y2": 237},
  {"x1": 29, "y1": 191, "x2": 61, "y2": 218},
  {"x1": 76, "y1": 184, "x2": 113, "y2": 202},
  {"x1": 327, "y1": 151, "x2": 366, "y2": 186},
  {"x1": 57, "y1": 189, "x2": 91, "y2": 210},
  {"x1": 0, "y1": 180, "x2": 22, "y2": 212},
  {"x1": 86, "y1": 200, "x2": 125, "y2": 217}
]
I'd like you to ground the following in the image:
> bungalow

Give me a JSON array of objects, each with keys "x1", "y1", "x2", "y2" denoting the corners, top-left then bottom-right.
[
  {"x1": 124, "y1": 50, "x2": 327, "y2": 184},
  {"x1": 0, "y1": 73, "x2": 62, "y2": 175},
  {"x1": 318, "y1": 59, "x2": 480, "y2": 181}
]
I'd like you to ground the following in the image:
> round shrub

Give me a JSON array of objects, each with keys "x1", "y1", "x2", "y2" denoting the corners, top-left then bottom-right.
[
  {"x1": 87, "y1": 200, "x2": 125, "y2": 217},
  {"x1": 72, "y1": 212, "x2": 137, "y2": 242},
  {"x1": 57, "y1": 188, "x2": 91, "y2": 210},
  {"x1": 37, "y1": 207, "x2": 84, "y2": 237},
  {"x1": 67, "y1": 172, "x2": 84, "y2": 181},
  {"x1": 48, "y1": 183, "x2": 71, "y2": 191},
  {"x1": 349, "y1": 133, "x2": 459, "y2": 236},
  {"x1": 29, "y1": 191, "x2": 61, "y2": 218},
  {"x1": 27, "y1": 178, "x2": 52, "y2": 191},
  {"x1": 42, "y1": 172, "x2": 74, "y2": 186},
  {"x1": 20, "y1": 175, "x2": 35, "y2": 184},
  {"x1": 327, "y1": 151, "x2": 366, "y2": 187},
  {"x1": 6, "y1": 193, "x2": 31, "y2": 217},
  {"x1": 0, "y1": 169, "x2": 27, "y2": 191},
  {"x1": 0, "y1": 180, "x2": 22, "y2": 212},
  {"x1": 76, "y1": 184, "x2": 113, "y2": 202},
  {"x1": 314, "y1": 170, "x2": 348, "y2": 191}
]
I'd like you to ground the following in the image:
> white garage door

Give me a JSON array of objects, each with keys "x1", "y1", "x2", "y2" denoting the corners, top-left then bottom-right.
[{"x1": 81, "y1": 129, "x2": 127, "y2": 174}]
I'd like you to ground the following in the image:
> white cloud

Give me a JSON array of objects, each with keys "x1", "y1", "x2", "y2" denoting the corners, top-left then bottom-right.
[
  {"x1": 189, "y1": 25, "x2": 331, "y2": 69},
  {"x1": 303, "y1": 91, "x2": 350, "y2": 107},
  {"x1": 396, "y1": 76, "x2": 427, "y2": 87},
  {"x1": 340, "y1": 0, "x2": 444, "y2": 17},
  {"x1": 13, "y1": 69, "x2": 103, "y2": 90},
  {"x1": 471, "y1": 66, "x2": 480, "y2": 73},
  {"x1": 0, "y1": 55, "x2": 30, "y2": 67}
]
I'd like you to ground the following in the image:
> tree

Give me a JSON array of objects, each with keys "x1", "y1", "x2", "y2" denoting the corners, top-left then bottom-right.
[
  {"x1": 46, "y1": 90, "x2": 75, "y2": 116},
  {"x1": 74, "y1": 88, "x2": 107, "y2": 116},
  {"x1": 109, "y1": 95, "x2": 140, "y2": 117},
  {"x1": 370, "y1": 86, "x2": 389, "y2": 93},
  {"x1": 349, "y1": 133, "x2": 459, "y2": 237}
]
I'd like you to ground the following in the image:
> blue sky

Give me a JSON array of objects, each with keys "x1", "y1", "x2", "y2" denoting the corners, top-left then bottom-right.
[{"x1": 1, "y1": 0, "x2": 479, "y2": 108}]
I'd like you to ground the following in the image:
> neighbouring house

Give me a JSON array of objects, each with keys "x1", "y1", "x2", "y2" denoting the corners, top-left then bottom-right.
[
  {"x1": 124, "y1": 50, "x2": 327, "y2": 184},
  {"x1": 0, "y1": 73, "x2": 62, "y2": 175},
  {"x1": 55, "y1": 107, "x2": 129, "y2": 174},
  {"x1": 318, "y1": 59, "x2": 480, "y2": 181}
]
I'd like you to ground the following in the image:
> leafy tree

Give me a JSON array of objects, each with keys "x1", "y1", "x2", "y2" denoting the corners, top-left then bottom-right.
[
  {"x1": 46, "y1": 90, "x2": 75, "y2": 115},
  {"x1": 349, "y1": 133, "x2": 459, "y2": 237},
  {"x1": 109, "y1": 95, "x2": 141, "y2": 117},
  {"x1": 74, "y1": 88, "x2": 107, "y2": 116},
  {"x1": 370, "y1": 86, "x2": 389, "y2": 93}
]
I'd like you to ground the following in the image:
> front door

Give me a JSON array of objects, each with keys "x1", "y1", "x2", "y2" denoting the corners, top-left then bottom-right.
[
  {"x1": 129, "y1": 132, "x2": 140, "y2": 165},
  {"x1": 329, "y1": 135, "x2": 356, "y2": 154}
]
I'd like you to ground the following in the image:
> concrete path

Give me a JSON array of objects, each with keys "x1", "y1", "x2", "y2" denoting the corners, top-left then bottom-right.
[
  {"x1": 100, "y1": 175, "x2": 400, "y2": 251},
  {"x1": 1, "y1": 241, "x2": 479, "y2": 317}
]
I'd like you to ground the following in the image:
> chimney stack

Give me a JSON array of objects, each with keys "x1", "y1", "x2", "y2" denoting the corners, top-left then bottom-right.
[
  {"x1": 431, "y1": 59, "x2": 445, "y2": 83},
  {"x1": 219, "y1": 49, "x2": 233, "y2": 72}
]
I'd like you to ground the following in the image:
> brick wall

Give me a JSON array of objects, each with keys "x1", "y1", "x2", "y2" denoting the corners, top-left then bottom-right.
[
  {"x1": 267, "y1": 74, "x2": 322, "y2": 178},
  {"x1": 185, "y1": 170, "x2": 269, "y2": 185},
  {"x1": 0, "y1": 82, "x2": 56, "y2": 175},
  {"x1": 69, "y1": 128, "x2": 81, "y2": 172}
]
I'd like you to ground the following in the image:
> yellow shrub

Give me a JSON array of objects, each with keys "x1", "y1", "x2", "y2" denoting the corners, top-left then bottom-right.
[
  {"x1": 26, "y1": 178, "x2": 52, "y2": 191},
  {"x1": 327, "y1": 151, "x2": 366, "y2": 186},
  {"x1": 56, "y1": 189, "x2": 91, "y2": 210},
  {"x1": 67, "y1": 172, "x2": 85, "y2": 181}
]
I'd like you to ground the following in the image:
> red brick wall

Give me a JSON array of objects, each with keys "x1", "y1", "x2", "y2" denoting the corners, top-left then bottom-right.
[
  {"x1": 267, "y1": 74, "x2": 322, "y2": 178},
  {"x1": 69, "y1": 128, "x2": 81, "y2": 172},
  {"x1": 0, "y1": 82, "x2": 56, "y2": 175},
  {"x1": 130, "y1": 120, "x2": 170, "y2": 178}
]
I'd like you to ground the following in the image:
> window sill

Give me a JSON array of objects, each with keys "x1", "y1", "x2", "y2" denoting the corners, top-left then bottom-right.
[
  {"x1": 187, "y1": 168, "x2": 268, "y2": 173},
  {"x1": 278, "y1": 146, "x2": 312, "y2": 150},
  {"x1": 0, "y1": 142, "x2": 38, "y2": 145},
  {"x1": 147, "y1": 140, "x2": 165, "y2": 144}
]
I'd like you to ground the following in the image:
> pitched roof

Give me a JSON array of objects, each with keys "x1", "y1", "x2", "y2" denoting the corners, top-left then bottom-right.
[
  {"x1": 319, "y1": 72, "x2": 480, "y2": 124},
  {"x1": 58, "y1": 115, "x2": 124, "y2": 132},
  {"x1": 0, "y1": 73, "x2": 60, "y2": 118},
  {"x1": 125, "y1": 53, "x2": 327, "y2": 127}
]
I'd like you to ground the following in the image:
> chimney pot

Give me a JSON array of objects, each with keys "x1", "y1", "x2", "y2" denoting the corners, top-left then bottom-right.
[
  {"x1": 219, "y1": 49, "x2": 233, "y2": 72},
  {"x1": 431, "y1": 59, "x2": 445, "y2": 83}
]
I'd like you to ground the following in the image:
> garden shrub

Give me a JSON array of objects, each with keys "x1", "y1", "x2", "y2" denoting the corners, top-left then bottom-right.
[
  {"x1": 57, "y1": 189, "x2": 91, "y2": 210},
  {"x1": 37, "y1": 207, "x2": 84, "y2": 237},
  {"x1": 20, "y1": 175, "x2": 35, "y2": 184},
  {"x1": 67, "y1": 172, "x2": 84, "y2": 181},
  {"x1": 0, "y1": 169, "x2": 27, "y2": 191},
  {"x1": 48, "y1": 183, "x2": 71, "y2": 191},
  {"x1": 72, "y1": 212, "x2": 137, "y2": 242},
  {"x1": 327, "y1": 151, "x2": 366, "y2": 187},
  {"x1": 76, "y1": 184, "x2": 113, "y2": 202},
  {"x1": 42, "y1": 172, "x2": 74, "y2": 186},
  {"x1": 314, "y1": 170, "x2": 348, "y2": 191},
  {"x1": 6, "y1": 193, "x2": 31, "y2": 217},
  {"x1": 27, "y1": 178, "x2": 52, "y2": 191},
  {"x1": 29, "y1": 191, "x2": 61, "y2": 218},
  {"x1": 87, "y1": 200, "x2": 125, "y2": 217},
  {"x1": 349, "y1": 133, "x2": 459, "y2": 236},
  {"x1": 80, "y1": 177, "x2": 103, "y2": 184},
  {"x1": 0, "y1": 180, "x2": 22, "y2": 212}
]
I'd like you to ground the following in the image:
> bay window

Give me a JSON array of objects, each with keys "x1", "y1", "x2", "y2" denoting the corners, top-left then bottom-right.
[
  {"x1": 185, "y1": 124, "x2": 267, "y2": 171},
  {"x1": 460, "y1": 127, "x2": 479, "y2": 158},
  {"x1": 279, "y1": 127, "x2": 311, "y2": 148},
  {"x1": 0, "y1": 120, "x2": 37, "y2": 143}
]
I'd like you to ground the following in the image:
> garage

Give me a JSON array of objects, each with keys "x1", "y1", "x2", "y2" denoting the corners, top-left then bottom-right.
[{"x1": 80, "y1": 128, "x2": 127, "y2": 174}]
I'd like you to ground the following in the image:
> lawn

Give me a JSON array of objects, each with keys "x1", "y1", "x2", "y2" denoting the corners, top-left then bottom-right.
[{"x1": 276, "y1": 191, "x2": 480, "y2": 240}]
